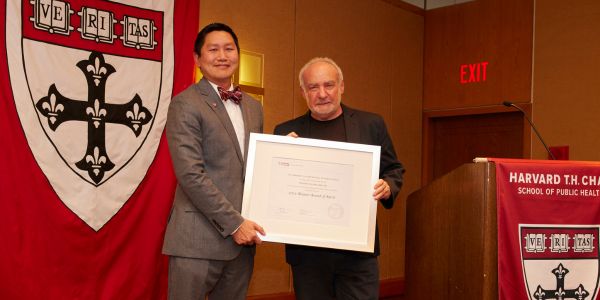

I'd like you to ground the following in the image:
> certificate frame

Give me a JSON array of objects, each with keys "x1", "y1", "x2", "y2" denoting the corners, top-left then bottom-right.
[{"x1": 241, "y1": 133, "x2": 381, "y2": 252}]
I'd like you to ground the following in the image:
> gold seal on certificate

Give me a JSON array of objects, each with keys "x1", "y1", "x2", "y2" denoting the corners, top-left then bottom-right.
[{"x1": 241, "y1": 133, "x2": 380, "y2": 252}]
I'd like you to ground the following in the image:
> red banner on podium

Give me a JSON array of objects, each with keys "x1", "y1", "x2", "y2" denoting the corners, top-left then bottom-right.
[{"x1": 492, "y1": 158, "x2": 600, "y2": 300}]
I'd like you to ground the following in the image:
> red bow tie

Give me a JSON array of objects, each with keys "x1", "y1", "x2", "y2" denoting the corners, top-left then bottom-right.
[{"x1": 217, "y1": 86, "x2": 242, "y2": 104}]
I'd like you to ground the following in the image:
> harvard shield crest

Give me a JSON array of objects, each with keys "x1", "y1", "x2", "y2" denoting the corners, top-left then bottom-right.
[
  {"x1": 6, "y1": 0, "x2": 173, "y2": 230},
  {"x1": 520, "y1": 225, "x2": 600, "y2": 300}
]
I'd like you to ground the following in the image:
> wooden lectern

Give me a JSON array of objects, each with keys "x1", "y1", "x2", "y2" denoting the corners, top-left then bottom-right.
[{"x1": 405, "y1": 162, "x2": 498, "y2": 299}]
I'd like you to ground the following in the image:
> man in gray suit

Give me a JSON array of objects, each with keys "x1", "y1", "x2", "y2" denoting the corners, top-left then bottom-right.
[
  {"x1": 163, "y1": 23, "x2": 265, "y2": 300},
  {"x1": 274, "y1": 57, "x2": 404, "y2": 300}
]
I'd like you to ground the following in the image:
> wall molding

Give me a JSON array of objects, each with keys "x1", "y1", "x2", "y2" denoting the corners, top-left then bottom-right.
[
  {"x1": 380, "y1": 277, "x2": 405, "y2": 297},
  {"x1": 380, "y1": 0, "x2": 424, "y2": 15}
]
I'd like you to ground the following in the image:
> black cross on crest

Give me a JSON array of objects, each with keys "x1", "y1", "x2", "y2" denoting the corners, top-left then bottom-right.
[
  {"x1": 533, "y1": 263, "x2": 589, "y2": 300},
  {"x1": 35, "y1": 51, "x2": 152, "y2": 184}
]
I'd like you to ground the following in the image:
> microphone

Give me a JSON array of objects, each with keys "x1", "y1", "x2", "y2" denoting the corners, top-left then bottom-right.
[{"x1": 503, "y1": 101, "x2": 556, "y2": 160}]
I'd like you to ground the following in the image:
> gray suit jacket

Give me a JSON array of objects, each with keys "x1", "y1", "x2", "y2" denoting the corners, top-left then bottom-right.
[{"x1": 163, "y1": 78, "x2": 263, "y2": 260}]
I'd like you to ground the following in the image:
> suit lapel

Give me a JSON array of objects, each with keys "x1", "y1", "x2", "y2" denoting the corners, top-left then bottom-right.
[
  {"x1": 342, "y1": 105, "x2": 361, "y2": 143},
  {"x1": 295, "y1": 112, "x2": 311, "y2": 137},
  {"x1": 196, "y1": 79, "x2": 244, "y2": 164},
  {"x1": 239, "y1": 94, "x2": 254, "y2": 170}
]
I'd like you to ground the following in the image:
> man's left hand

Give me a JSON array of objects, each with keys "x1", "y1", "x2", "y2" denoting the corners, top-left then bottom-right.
[{"x1": 373, "y1": 179, "x2": 391, "y2": 201}]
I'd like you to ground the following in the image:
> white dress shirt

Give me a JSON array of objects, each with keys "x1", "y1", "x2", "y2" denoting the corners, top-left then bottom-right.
[{"x1": 208, "y1": 81, "x2": 245, "y2": 157}]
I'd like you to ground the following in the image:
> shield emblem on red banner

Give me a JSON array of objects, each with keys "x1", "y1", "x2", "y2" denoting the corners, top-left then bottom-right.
[
  {"x1": 520, "y1": 225, "x2": 600, "y2": 300},
  {"x1": 6, "y1": 0, "x2": 173, "y2": 230}
]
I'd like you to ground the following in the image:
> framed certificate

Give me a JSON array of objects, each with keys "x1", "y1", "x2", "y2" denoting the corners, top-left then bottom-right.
[{"x1": 241, "y1": 133, "x2": 381, "y2": 252}]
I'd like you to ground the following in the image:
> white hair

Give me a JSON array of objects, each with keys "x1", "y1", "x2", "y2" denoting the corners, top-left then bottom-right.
[{"x1": 298, "y1": 57, "x2": 344, "y2": 91}]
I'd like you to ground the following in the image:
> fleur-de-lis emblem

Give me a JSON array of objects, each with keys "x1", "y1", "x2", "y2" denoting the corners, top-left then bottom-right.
[
  {"x1": 126, "y1": 102, "x2": 147, "y2": 131},
  {"x1": 531, "y1": 262, "x2": 587, "y2": 300},
  {"x1": 41, "y1": 93, "x2": 64, "y2": 124},
  {"x1": 85, "y1": 147, "x2": 107, "y2": 176},
  {"x1": 553, "y1": 263, "x2": 568, "y2": 279},
  {"x1": 574, "y1": 284, "x2": 589, "y2": 300},
  {"x1": 534, "y1": 286, "x2": 545, "y2": 299},
  {"x1": 555, "y1": 287, "x2": 566, "y2": 300},
  {"x1": 86, "y1": 99, "x2": 107, "y2": 128},
  {"x1": 86, "y1": 56, "x2": 108, "y2": 86}
]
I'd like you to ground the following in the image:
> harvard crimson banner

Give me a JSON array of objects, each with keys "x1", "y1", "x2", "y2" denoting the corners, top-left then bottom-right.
[
  {"x1": 494, "y1": 158, "x2": 600, "y2": 300},
  {"x1": 0, "y1": 0, "x2": 198, "y2": 298}
]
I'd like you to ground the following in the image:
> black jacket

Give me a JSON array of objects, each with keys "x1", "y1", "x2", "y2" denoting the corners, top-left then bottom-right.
[{"x1": 273, "y1": 104, "x2": 405, "y2": 262}]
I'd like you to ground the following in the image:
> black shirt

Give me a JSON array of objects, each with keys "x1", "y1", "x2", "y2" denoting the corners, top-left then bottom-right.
[{"x1": 306, "y1": 113, "x2": 346, "y2": 142}]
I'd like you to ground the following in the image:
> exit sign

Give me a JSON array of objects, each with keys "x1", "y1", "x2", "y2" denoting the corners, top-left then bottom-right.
[{"x1": 460, "y1": 61, "x2": 488, "y2": 84}]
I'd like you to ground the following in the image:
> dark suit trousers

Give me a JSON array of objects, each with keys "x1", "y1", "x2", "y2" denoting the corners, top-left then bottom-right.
[
  {"x1": 290, "y1": 251, "x2": 379, "y2": 300},
  {"x1": 167, "y1": 247, "x2": 254, "y2": 300}
]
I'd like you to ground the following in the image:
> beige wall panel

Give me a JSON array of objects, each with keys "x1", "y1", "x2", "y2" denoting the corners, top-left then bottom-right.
[
  {"x1": 295, "y1": 0, "x2": 395, "y2": 116},
  {"x1": 199, "y1": 0, "x2": 423, "y2": 295},
  {"x1": 533, "y1": 1, "x2": 600, "y2": 161},
  {"x1": 387, "y1": 10, "x2": 423, "y2": 279},
  {"x1": 294, "y1": 0, "x2": 423, "y2": 280},
  {"x1": 199, "y1": 0, "x2": 296, "y2": 295},
  {"x1": 200, "y1": 0, "x2": 296, "y2": 135}
]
